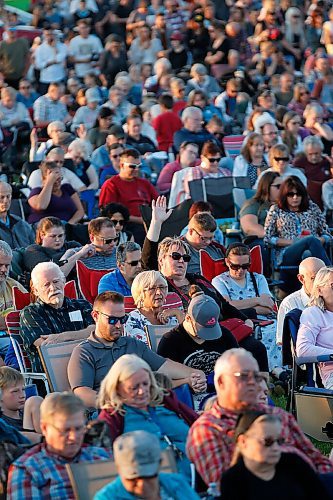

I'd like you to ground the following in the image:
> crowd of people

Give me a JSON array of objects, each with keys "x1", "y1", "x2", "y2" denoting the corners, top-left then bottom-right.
[{"x1": 1, "y1": 0, "x2": 333, "y2": 497}]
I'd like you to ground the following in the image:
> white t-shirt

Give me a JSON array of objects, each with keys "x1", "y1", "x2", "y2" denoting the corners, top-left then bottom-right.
[
  {"x1": 68, "y1": 35, "x2": 103, "y2": 78},
  {"x1": 28, "y1": 167, "x2": 85, "y2": 191}
]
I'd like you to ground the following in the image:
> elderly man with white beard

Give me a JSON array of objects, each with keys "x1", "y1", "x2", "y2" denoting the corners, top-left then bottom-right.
[{"x1": 20, "y1": 262, "x2": 94, "y2": 373}]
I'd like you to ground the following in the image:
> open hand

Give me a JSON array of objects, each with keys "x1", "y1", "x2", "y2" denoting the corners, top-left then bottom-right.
[{"x1": 152, "y1": 196, "x2": 173, "y2": 224}]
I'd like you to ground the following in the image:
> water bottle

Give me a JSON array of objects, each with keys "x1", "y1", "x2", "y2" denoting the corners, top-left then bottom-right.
[{"x1": 206, "y1": 482, "x2": 219, "y2": 498}]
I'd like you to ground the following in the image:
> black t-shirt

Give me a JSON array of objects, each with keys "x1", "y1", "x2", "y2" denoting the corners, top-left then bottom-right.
[
  {"x1": 157, "y1": 323, "x2": 237, "y2": 375},
  {"x1": 219, "y1": 453, "x2": 329, "y2": 500}
]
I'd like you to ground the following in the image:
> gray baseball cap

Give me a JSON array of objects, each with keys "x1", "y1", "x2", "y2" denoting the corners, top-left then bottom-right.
[
  {"x1": 188, "y1": 291, "x2": 222, "y2": 340},
  {"x1": 114, "y1": 431, "x2": 161, "y2": 479}
]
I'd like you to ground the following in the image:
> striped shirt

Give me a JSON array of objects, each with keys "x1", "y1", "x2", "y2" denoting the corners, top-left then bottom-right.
[
  {"x1": 80, "y1": 251, "x2": 117, "y2": 270},
  {"x1": 20, "y1": 297, "x2": 93, "y2": 372}
]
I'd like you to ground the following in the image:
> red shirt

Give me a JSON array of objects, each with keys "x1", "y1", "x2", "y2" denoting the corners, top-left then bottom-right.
[
  {"x1": 99, "y1": 175, "x2": 158, "y2": 215},
  {"x1": 152, "y1": 110, "x2": 183, "y2": 152}
]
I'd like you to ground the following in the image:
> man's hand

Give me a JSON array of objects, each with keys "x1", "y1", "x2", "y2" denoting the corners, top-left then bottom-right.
[
  {"x1": 189, "y1": 371, "x2": 207, "y2": 393},
  {"x1": 77, "y1": 124, "x2": 87, "y2": 139},
  {"x1": 76, "y1": 243, "x2": 96, "y2": 259},
  {"x1": 157, "y1": 308, "x2": 185, "y2": 324},
  {"x1": 151, "y1": 196, "x2": 173, "y2": 225},
  {"x1": 39, "y1": 334, "x2": 61, "y2": 345}
]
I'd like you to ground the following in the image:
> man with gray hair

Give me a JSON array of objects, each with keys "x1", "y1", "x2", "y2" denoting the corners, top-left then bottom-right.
[
  {"x1": 98, "y1": 241, "x2": 142, "y2": 295},
  {"x1": 173, "y1": 106, "x2": 216, "y2": 153},
  {"x1": 186, "y1": 348, "x2": 333, "y2": 493},
  {"x1": 0, "y1": 181, "x2": 35, "y2": 249},
  {"x1": 20, "y1": 262, "x2": 94, "y2": 372},
  {"x1": 29, "y1": 120, "x2": 66, "y2": 162}
]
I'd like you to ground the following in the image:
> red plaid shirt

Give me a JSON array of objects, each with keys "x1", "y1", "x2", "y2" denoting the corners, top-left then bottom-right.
[{"x1": 186, "y1": 401, "x2": 333, "y2": 491}]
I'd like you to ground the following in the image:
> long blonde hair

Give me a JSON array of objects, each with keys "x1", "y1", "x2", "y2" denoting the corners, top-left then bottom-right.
[
  {"x1": 308, "y1": 266, "x2": 333, "y2": 311},
  {"x1": 97, "y1": 354, "x2": 165, "y2": 413}
]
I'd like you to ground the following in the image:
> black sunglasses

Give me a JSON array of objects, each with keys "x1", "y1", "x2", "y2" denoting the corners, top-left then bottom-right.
[
  {"x1": 206, "y1": 157, "x2": 221, "y2": 163},
  {"x1": 111, "y1": 219, "x2": 125, "y2": 226},
  {"x1": 124, "y1": 162, "x2": 142, "y2": 169},
  {"x1": 259, "y1": 437, "x2": 285, "y2": 447},
  {"x1": 169, "y1": 252, "x2": 191, "y2": 262},
  {"x1": 125, "y1": 259, "x2": 141, "y2": 267},
  {"x1": 228, "y1": 262, "x2": 251, "y2": 270},
  {"x1": 101, "y1": 236, "x2": 118, "y2": 244},
  {"x1": 287, "y1": 191, "x2": 301, "y2": 197},
  {"x1": 274, "y1": 157, "x2": 289, "y2": 162},
  {"x1": 97, "y1": 311, "x2": 128, "y2": 325}
]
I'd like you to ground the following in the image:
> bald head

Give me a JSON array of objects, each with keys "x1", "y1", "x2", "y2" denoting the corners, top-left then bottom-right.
[
  {"x1": 298, "y1": 257, "x2": 325, "y2": 296},
  {"x1": 0, "y1": 182, "x2": 12, "y2": 218}
]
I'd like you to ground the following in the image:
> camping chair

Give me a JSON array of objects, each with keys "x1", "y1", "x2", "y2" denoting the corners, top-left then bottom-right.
[
  {"x1": 145, "y1": 324, "x2": 174, "y2": 352},
  {"x1": 5, "y1": 310, "x2": 50, "y2": 393},
  {"x1": 222, "y1": 135, "x2": 246, "y2": 160},
  {"x1": 38, "y1": 339, "x2": 83, "y2": 392},
  {"x1": 12, "y1": 280, "x2": 78, "y2": 310},
  {"x1": 140, "y1": 199, "x2": 193, "y2": 240},
  {"x1": 76, "y1": 261, "x2": 111, "y2": 304},
  {"x1": 282, "y1": 308, "x2": 333, "y2": 442},
  {"x1": 232, "y1": 187, "x2": 256, "y2": 221},
  {"x1": 80, "y1": 189, "x2": 98, "y2": 220},
  {"x1": 66, "y1": 449, "x2": 177, "y2": 500}
]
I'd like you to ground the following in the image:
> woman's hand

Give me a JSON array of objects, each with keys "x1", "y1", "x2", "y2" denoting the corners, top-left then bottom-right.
[
  {"x1": 189, "y1": 371, "x2": 207, "y2": 393},
  {"x1": 157, "y1": 308, "x2": 185, "y2": 324},
  {"x1": 151, "y1": 196, "x2": 173, "y2": 225},
  {"x1": 45, "y1": 169, "x2": 61, "y2": 186},
  {"x1": 258, "y1": 295, "x2": 275, "y2": 310}
]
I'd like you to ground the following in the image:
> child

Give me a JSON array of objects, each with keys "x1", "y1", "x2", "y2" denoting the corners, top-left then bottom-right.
[{"x1": 0, "y1": 366, "x2": 42, "y2": 434}]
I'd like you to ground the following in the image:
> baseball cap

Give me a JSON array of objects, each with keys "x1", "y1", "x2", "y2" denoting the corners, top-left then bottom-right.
[
  {"x1": 114, "y1": 431, "x2": 161, "y2": 479},
  {"x1": 85, "y1": 88, "x2": 100, "y2": 103},
  {"x1": 187, "y1": 291, "x2": 222, "y2": 340}
]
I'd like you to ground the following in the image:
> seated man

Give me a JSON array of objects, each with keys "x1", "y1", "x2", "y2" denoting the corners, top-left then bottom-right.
[
  {"x1": 0, "y1": 181, "x2": 35, "y2": 249},
  {"x1": 186, "y1": 348, "x2": 333, "y2": 494},
  {"x1": 98, "y1": 241, "x2": 142, "y2": 295},
  {"x1": 80, "y1": 217, "x2": 117, "y2": 270},
  {"x1": 173, "y1": 106, "x2": 216, "y2": 153},
  {"x1": 276, "y1": 257, "x2": 325, "y2": 344},
  {"x1": 68, "y1": 291, "x2": 207, "y2": 408},
  {"x1": 20, "y1": 262, "x2": 94, "y2": 373},
  {"x1": 95, "y1": 430, "x2": 199, "y2": 500},
  {"x1": 7, "y1": 392, "x2": 110, "y2": 499}
]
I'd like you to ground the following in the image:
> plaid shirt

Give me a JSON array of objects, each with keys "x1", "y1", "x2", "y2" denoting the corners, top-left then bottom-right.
[
  {"x1": 33, "y1": 94, "x2": 68, "y2": 123},
  {"x1": 186, "y1": 401, "x2": 333, "y2": 492},
  {"x1": 7, "y1": 443, "x2": 110, "y2": 500},
  {"x1": 20, "y1": 297, "x2": 93, "y2": 372}
]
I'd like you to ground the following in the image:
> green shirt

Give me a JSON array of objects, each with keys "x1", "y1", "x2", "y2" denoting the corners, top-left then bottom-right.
[
  {"x1": 0, "y1": 38, "x2": 29, "y2": 80},
  {"x1": 239, "y1": 198, "x2": 271, "y2": 234}
]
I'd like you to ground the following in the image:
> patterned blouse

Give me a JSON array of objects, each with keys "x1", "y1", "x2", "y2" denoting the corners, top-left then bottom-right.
[{"x1": 126, "y1": 309, "x2": 178, "y2": 345}]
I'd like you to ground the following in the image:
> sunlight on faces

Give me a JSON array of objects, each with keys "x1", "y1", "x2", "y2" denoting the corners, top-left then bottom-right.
[
  {"x1": 226, "y1": 254, "x2": 251, "y2": 281},
  {"x1": 90, "y1": 226, "x2": 117, "y2": 254},
  {"x1": 93, "y1": 300, "x2": 126, "y2": 342},
  {"x1": 119, "y1": 250, "x2": 142, "y2": 281},
  {"x1": 41, "y1": 228, "x2": 65, "y2": 250},
  {"x1": 1, "y1": 383, "x2": 26, "y2": 412},
  {"x1": 143, "y1": 280, "x2": 168, "y2": 309},
  {"x1": 35, "y1": 268, "x2": 65, "y2": 307},
  {"x1": 0, "y1": 184, "x2": 12, "y2": 214},
  {"x1": 0, "y1": 254, "x2": 11, "y2": 284},
  {"x1": 238, "y1": 420, "x2": 282, "y2": 466},
  {"x1": 189, "y1": 227, "x2": 214, "y2": 250},
  {"x1": 41, "y1": 411, "x2": 86, "y2": 459},
  {"x1": 117, "y1": 368, "x2": 151, "y2": 409},
  {"x1": 120, "y1": 156, "x2": 141, "y2": 180},
  {"x1": 158, "y1": 243, "x2": 188, "y2": 279}
]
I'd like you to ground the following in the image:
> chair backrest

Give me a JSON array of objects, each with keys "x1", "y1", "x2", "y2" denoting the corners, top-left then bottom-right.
[
  {"x1": 6, "y1": 310, "x2": 30, "y2": 372},
  {"x1": 222, "y1": 135, "x2": 246, "y2": 159},
  {"x1": 38, "y1": 339, "x2": 83, "y2": 392},
  {"x1": 145, "y1": 324, "x2": 174, "y2": 351},
  {"x1": 80, "y1": 189, "x2": 98, "y2": 220},
  {"x1": 232, "y1": 187, "x2": 256, "y2": 220},
  {"x1": 76, "y1": 260, "x2": 111, "y2": 304},
  {"x1": 66, "y1": 450, "x2": 177, "y2": 500},
  {"x1": 124, "y1": 292, "x2": 183, "y2": 314},
  {"x1": 12, "y1": 281, "x2": 78, "y2": 310},
  {"x1": 199, "y1": 245, "x2": 263, "y2": 281},
  {"x1": 140, "y1": 198, "x2": 193, "y2": 240},
  {"x1": 188, "y1": 177, "x2": 251, "y2": 219}
]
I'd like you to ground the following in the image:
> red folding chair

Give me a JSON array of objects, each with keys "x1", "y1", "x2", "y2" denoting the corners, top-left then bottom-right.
[
  {"x1": 12, "y1": 280, "x2": 78, "y2": 310},
  {"x1": 199, "y1": 246, "x2": 263, "y2": 281},
  {"x1": 76, "y1": 261, "x2": 111, "y2": 304},
  {"x1": 222, "y1": 135, "x2": 245, "y2": 160}
]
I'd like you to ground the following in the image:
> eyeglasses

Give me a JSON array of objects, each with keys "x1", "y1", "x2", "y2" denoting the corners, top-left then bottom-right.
[
  {"x1": 20, "y1": 86, "x2": 31, "y2": 89},
  {"x1": 144, "y1": 285, "x2": 168, "y2": 292},
  {"x1": 226, "y1": 371, "x2": 263, "y2": 383},
  {"x1": 300, "y1": 91, "x2": 310, "y2": 96},
  {"x1": 287, "y1": 191, "x2": 301, "y2": 198},
  {"x1": 96, "y1": 311, "x2": 128, "y2": 325},
  {"x1": 48, "y1": 422, "x2": 86, "y2": 437},
  {"x1": 111, "y1": 153, "x2": 121, "y2": 159},
  {"x1": 123, "y1": 162, "x2": 142, "y2": 169},
  {"x1": 111, "y1": 219, "x2": 124, "y2": 226},
  {"x1": 40, "y1": 278, "x2": 63, "y2": 292},
  {"x1": 125, "y1": 259, "x2": 141, "y2": 267},
  {"x1": 274, "y1": 157, "x2": 289, "y2": 162},
  {"x1": 228, "y1": 261, "x2": 251, "y2": 271},
  {"x1": 248, "y1": 435, "x2": 285, "y2": 447},
  {"x1": 192, "y1": 228, "x2": 214, "y2": 242},
  {"x1": 100, "y1": 236, "x2": 117, "y2": 244},
  {"x1": 206, "y1": 157, "x2": 221, "y2": 163},
  {"x1": 169, "y1": 252, "x2": 191, "y2": 262}
]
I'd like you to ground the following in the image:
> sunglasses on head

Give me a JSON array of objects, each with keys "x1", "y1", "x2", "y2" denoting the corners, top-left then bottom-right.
[
  {"x1": 228, "y1": 262, "x2": 251, "y2": 270},
  {"x1": 97, "y1": 311, "x2": 128, "y2": 325},
  {"x1": 170, "y1": 252, "x2": 191, "y2": 262}
]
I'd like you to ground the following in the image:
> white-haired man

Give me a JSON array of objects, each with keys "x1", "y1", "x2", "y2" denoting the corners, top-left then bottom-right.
[
  {"x1": 7, "y1": 392, "x2": 110, "y2": 499},
  {"x1": 173, "y1": 106, "x2": 216, "y2": 153},
  {"x1": 186, "y1": 348, "x2": 333, "y2": 493},
  {"x1": 276, "y1": 257, "x2": 325, "y2": 344},
  {"x1": 20, "y1": 262, "x2": 94, "y2": 372}
]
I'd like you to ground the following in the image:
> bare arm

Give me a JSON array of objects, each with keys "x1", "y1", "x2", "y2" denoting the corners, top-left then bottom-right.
[
  {"x1": 240, "y1": 214, "x2": 265, "y2": 238},
  {"x1": 59, "y1": 244, "x2": 96, "y2": 277},
  {"x1": 34, "y1": 325, "x2": 94, "y2": 346},
  {"x1": 74, "y1": 386, "x2": 97, "y2": 408},
  {"x1": 157, "y1": 359, "x2": 207, "y2": 393},
  {"x1": 85, "y1": 165, "x2": 99, "y2": 191},
  {"x1": 28, "y1": 170, "x2": 58, "y2": 211}
]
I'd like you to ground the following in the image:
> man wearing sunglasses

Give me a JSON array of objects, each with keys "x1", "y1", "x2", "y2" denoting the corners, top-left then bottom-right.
[
  {"x1": 99, "y1": 149, "x2": 158, "y2": 245},
  {"x1": 81, "y1": 217, "x2": 118, "y2": 270},
  {"x1": 187, "y1": 348, "x2": 333, "y2": 495},
  {"x1": 68, "y1": 291, "x2": 207, "y2": 408}
]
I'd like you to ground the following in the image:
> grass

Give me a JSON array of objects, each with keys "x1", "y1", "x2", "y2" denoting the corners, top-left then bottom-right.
[{"x1": 272, "y1": 394, "x2": 333, "y2": 457}]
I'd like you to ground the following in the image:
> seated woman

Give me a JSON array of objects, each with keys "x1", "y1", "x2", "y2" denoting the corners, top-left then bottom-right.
[
  {"x1": 126, "y1": 270, "x2": 184, "y2": 346},
  {"x1": 65, "y1": 139, "x2": 98, "y2": 191},
  {"x1": 86, "y1": 107, "x2": 113, "y2": 150},
  {"x1": 288, "y1": 82, "x2": 311, "y2": 118},
  {"x1": 100, "y1": 202, "x2": 134, "y2": 245},
  {"x1": 233, "y1": 132, "x2": 268, "y2": 187},
  {"x1": 255, "y1": 144, "x2": 307, "y2": 187},
  {"x1": 220, "y1": 410, "x2": 328, "y2": 500},
  {"x1": 297, "y1": 266, "x2": 333, "y2": 389},
  {"x1": 27, "y1": 160, "x2": 85, "y2": 224},
  {"x1": 98, "y1": 354, "x2": 197, "y2": 481},
  {"x1": 212, "y1": 243, "x2": 281, "y2": 370},
  {"x1": 281, "y1": 111, "x2": 308, "y2": 157},
  {"x1": 264, "y1": 176, "x2": 331, "y2": 295},
  {"x1": 23, "y1": 216, "x2": 93, "y2": 276}
]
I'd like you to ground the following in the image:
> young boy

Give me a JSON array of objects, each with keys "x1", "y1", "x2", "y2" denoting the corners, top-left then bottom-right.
[{"x1": 0, "y1": 366, "x2": 42, "y2": 433}]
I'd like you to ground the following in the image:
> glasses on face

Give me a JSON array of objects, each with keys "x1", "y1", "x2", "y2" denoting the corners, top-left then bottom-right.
[
  {"x1": 124, "y1": 162, "x2": 142, "y2": 169},
  {"x1": 169, "y1": 251, "x2": 191, "y2": 263},
  {"x1": 40, "y1": 278, "x2": 63, "y2": 292},
  {"x1": 228, "y1": 261, "x2": 251, "y2": 271},
  {"x1": 125, "y1": 259, "x2": 141, "y2": 267},
  {"x1": 206, "y1": 157, "x2": 221, "y2": 163},
  {"x1": 249, "y1": 435, "x2": 285, "y2": 447},
  {"x1": 100, "y1": 236, "x2": 117, "y2": 244},
  {"x1": 49, "y1": 422, "x2": 86, "y2": 437},
  {"x1": 144, "y1": 285, "x2": 168, "y2": 293},
  {"x1": 287, "y1": 191, "x2": 301, "y2": 198},
  {"x1": 300, "y1": 90, "x2": 310, "y2": 96},
  {"x1": 97, "y1": 311, "x2": 129, "y2": 325},
  {"x1": 192, "y1": 228, "x2": 214, "y2": 243},
  {"x1": 111, "y1": 219, "x2": 124, "y2": 226},
  {"x1": 111, "y1": 153, "x2": 121, "y2": 159},
  {"x1": 228, "y1": 370, "x2": 263, "y2": 383},
  {"x1": 274, "y1": 157, "x2": 289, "y2": 162}
]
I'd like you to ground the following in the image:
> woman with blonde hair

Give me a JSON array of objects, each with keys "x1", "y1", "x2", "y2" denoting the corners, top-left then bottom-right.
[
  {"x1": 233, "y1": 132, "x2": 267, "y2": 186},
  {"x1": 255, "y1": 143, "x2": 307, "y2": 187},
  {"x1": 220, "y1": 410, "x2": 327, "y2": 499},
  {"x1": 126, "y1": 270, "x2": 184, "y2": 345},
  {"x1": 97, "y1": 354, "x2": 197, "y2": 479},
  {"x1": 288, "y1": 83, "x2": 311, "y2": 117},
  {"x1": 297, "y1": 266, "x2": 333, "y2": 389}
]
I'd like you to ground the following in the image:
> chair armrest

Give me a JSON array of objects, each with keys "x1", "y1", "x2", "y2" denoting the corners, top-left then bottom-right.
[
  {"x1": 300, "y1": 386, "x2": 333, "y2": 396},
  {"x1": 296, "y1": 354, "x2": 333, "y2": 364}
]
